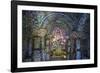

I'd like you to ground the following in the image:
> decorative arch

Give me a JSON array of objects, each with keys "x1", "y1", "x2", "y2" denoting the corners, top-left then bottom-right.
[{"x1": 39, "y1": 13, "x2": 73, "y2": 33}]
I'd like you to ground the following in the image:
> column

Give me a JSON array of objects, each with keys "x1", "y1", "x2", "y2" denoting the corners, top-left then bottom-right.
[{"x1": 76, "y1": 38, "x2": 81, "y2": 59}]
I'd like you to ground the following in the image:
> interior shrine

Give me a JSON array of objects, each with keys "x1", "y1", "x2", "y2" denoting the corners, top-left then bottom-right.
[{"x1": 22, "y1": 11, "x2": 90, "y2": 62}]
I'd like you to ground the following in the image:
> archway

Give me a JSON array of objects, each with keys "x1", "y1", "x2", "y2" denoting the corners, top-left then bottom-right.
[{"x1": 32, "y1": 12, "x2": 80, "y2": 61}]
